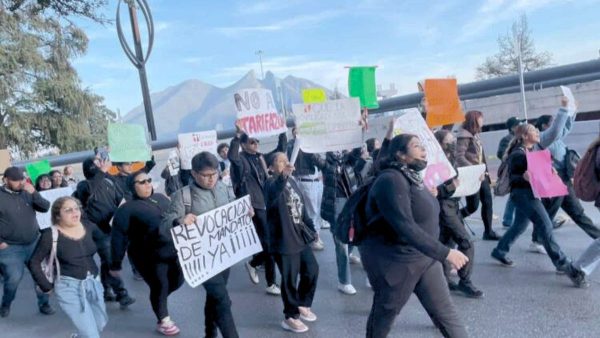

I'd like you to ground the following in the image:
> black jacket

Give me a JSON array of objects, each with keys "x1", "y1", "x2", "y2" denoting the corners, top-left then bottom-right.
[
  {"x1": 0, "y1": 186, "x2": 50, "y2": 245},
  {"x1": 72, "y1": 172, "x2": 124, "y2": 233},
  {"x1": 497, "y1": 132, "x2": 514, "y2": 160},
  {"x1": 265, "y1": 175, "x2": 316, "y2": 255},
  {"x1": 228, "y1": 133, "x2": 287, "y2": 209},
  {"x1": 111, "y1": 193, "x2": 175, "y2": 270},
  {"x1": 320, "y1": 151, "x2": 360, "y2": 224},
  {"x1": 286, "y1": 140, "x2": 326, "y2": 177}
]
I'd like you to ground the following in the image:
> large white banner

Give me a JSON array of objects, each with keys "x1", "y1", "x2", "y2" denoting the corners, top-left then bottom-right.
[
  {"x1": 292, "y1": 97, "x2": 363, "y2": 153},
  {"x1": 451, "y1": 164, "x2": 486, "y2": 198},
  {"x1": 234, "y1": 88, "x2": 286, "y2": 138},
  {"x1": 170, "y1": 195, "x2": 262, "y2": 288},
  {"x1": 394, "y1": 109, "x2": 457, "y2": 189},
  {"x1": 178, "y1": 130, "x2": 217, "y2": 170},
  {"x1": 37, "y1": 187, "x2": 74, "y2": 230}
]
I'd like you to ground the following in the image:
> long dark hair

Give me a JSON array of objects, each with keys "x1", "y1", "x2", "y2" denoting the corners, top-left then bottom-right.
[
  {"x1": 463, "y1": 110, "x2": 483, "y2": 135},
  {"x1": 379, "y1": 134, "x2": 418, "y2": 170}
]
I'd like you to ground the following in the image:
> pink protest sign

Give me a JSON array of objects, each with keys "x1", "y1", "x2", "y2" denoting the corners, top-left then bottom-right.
[{"x1": 526, "y1": 150, "x2": 568, "y2": 199}]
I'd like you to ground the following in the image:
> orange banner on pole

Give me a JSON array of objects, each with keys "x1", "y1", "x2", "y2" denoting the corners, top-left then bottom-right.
[{"x1": 423, "y1": 79, "x2": 465, "y2": 127}]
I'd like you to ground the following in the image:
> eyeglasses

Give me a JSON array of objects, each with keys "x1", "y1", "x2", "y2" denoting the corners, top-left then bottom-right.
[
  {"x1": 61, "y1": 207, "x2": 80, "y2": 214},
  {"x1": 134, "y1": 178, "x2": 153, "y2": 185}
]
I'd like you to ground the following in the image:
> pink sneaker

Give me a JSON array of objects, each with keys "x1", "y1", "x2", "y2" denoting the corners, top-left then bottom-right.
[{"x1": 157, "y1": 319, "x2": 180, "y2": 336}]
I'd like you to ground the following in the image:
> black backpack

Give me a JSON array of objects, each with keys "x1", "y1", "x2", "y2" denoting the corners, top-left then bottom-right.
[
  {"x1": 334, "y1": 177, "x2": 375, "y2": 245},
  {"x1": 494, "y1": 159, "x2": 510, "y2": 196}
]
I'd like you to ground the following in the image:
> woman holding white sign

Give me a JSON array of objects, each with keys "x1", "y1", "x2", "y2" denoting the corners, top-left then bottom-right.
[{"x1": 265, "y1": 152, "x2": 319, "y2": 334}]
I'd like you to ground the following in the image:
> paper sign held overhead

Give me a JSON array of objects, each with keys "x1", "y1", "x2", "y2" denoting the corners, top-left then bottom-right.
[
  {"x1": 108, "y1": 123, "x2": 152, "y2": 163},
  {"x1": 560, "y1": 86, "x2": 577, "y2": 116},
  {"x1": 302, "y1": 88, "x2": 327, "y2": 104},
  {"x1": 178, "y1": 130, "x2": 218, "y2": 170},
  {"x1": 348, "y1": 66, "x2": 379, "y2": 109},
  {"x1": 170, "y1": 196, "x2": 263, "y2": 288},
  {"x1": 37, "y1": 187, "x2": 74, "y2": 229},
  {"x1": 234, "y1": 88, "x2": 286, "y2": 139},
  {"x1": 526, "y1": 150, "x2": 568, "y2": 199},
  {"x1": 423, "y1": 79, "x2": 465, "y2": 128},
  {"x1": 292, "y1": 98, "x2": 363, "y2": 153},
  {"x1": 0, "y1": 149, "x2": 10, "y2": 174},
  {"x1": 26, "y1": 160, "x2": 52, "y2": 184}
]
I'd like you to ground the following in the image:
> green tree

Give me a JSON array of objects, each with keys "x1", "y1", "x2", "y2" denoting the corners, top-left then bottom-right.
[
  {"x1": 476, "y1": 14, "x2": 552, "y2": 80},
  {"x1": 0, "y1": 0, "x2": 115, "y2": 159}
]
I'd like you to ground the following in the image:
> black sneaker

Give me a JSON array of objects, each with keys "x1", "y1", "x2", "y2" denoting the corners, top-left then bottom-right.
[
  {"x1": 39, "y1": 303, "x2": 56, "y2": 315},
  {"x1": 568, "y1": 268, "x2": 590, "y2": 289},
  {"x1": 117, "y1": 294, "x2": 136, "y2": 309},
  {"x1": 0, "y1": 305, "x2": 10, "y2": 318},
  {"x1": 447, "y1": 280, "x2": 459, "y2": 291},
  {"x1": 104, "y1": 289, "x2": 116, "y2": 302},
  {"x1": 483, "y1": 231, "x2": 501, "y2": 241},
  {"x1": 457, "y1": 281, "x2": 484, "y2": 298},
  {"x1": 491, "y1": 249, "x2": 514, "y2": 266}
]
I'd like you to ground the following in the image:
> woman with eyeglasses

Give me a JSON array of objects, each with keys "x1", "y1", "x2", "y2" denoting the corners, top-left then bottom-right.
[
  {"x1": 108, "y1": 170, "x2": 184, "y2": 336},
  {"x1": 29, "y1": 196, "x2": 108, "y2": 338}
]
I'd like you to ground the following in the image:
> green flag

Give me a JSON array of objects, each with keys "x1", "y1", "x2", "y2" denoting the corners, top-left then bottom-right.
[
  {"x1": 25, "y1": 160, "x2": 52, "y2": 184},
  {"x1": 348, "y1": 66, "x2": 379, "y2": 109},
  {"x1": 108, "y1": 123, "x2": 151, "y2": 162}
]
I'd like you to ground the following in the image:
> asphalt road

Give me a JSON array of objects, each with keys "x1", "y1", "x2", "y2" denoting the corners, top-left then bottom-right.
[{"x1": 2, "y1": 121, "x2": 600, "y2": 338}]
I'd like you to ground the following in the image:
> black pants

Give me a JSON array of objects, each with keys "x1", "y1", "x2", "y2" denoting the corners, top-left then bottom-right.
[
  {"x1": 249, "y1": 209, "x2": 277, "y2": 286},
  {"x1": 134, "y1": 256, "x2": 184, "y2": 321},
  {"x1": 439, "y1": 200, "x2": 474, "y2": 283},
  {"x1": 540, "y1": 178, "x2": 600, "y2": 240},
  {"x1": 95, "y1": 232, "x2": 128, "y2": 297},
  {"x1": 461, "y1": 178, "x2": 494, "y2": 234},
  {"x1": 274, "y1": 247, "x2": 319, "y2": 319},
  {"x1": 360, "y1": 244, "x2": 468, "y2": 338},
  {"x1": 203, "y1": 269, "x2": 239, "y2": 338}
]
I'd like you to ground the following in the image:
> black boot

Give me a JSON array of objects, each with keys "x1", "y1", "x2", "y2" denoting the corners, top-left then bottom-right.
[
  {"x1": 104, "y1": 288, "x2": 116, "y2": 302},
  {"x1": 116, "y1": 292, "x2": 135, "y2": 309},
  {"x1": 457, "y1": 280, "x2": 484, "y2": 298}
]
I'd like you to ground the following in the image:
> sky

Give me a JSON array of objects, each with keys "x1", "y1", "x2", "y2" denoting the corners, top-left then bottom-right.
[{"x1": 72, "y1": 0, "x2": 600, "y2": 116}]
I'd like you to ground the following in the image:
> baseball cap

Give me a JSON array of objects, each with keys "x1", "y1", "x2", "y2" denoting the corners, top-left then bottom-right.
[
  {"x1": 3, "y1": 167, "x2": 25, "y2": 181},
  {"x1": 506, "y1": 117, "x2": 525, "y2": 130}
]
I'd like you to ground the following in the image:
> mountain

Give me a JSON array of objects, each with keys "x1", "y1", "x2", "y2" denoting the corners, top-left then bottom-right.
[{"x1": 123, "y1": 70, "x2": 338, "y2": 139}]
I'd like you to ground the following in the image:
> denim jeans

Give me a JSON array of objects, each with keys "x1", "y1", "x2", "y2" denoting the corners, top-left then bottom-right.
[
  {"x1": 55, "y1": 274, "x2": 107, "y2": 338},
  {"x1": 574, "y1": 207, "x2": 600, "y2": 275},
  {"x1": 502, "y1": 197, "x2": 516, "y2": 226},
  {"x1": 0, "y1": 238, "x2": 49, "y2": 308},
  {"x1": 331, "y1": 197, "x2": 352, "y2": 285},
  {"x1": 494, "y1": 188, "x2": 568, "y2": 268}
]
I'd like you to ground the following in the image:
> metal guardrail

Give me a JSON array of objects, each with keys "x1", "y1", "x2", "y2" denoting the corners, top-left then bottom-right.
[{"x1": 13, "y1": 59, "x2": 600, "y2": 167}]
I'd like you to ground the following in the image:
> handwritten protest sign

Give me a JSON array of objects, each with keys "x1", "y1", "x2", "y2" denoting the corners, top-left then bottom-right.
[
  {"x1": 37, "y1": 187, "x2": 74, "y2": 230},
  {"x1": 302, "y1": 88, "x2": 327, "y2": 104},
  {"x1": 348, "y1": 66, "x2": 379, "y2": 109},
  {"x1": 26, "y1": 160, "x2": 52, "y2": 184},
  {"x1": 170, "y1": 195, "x2": 262, "y2": 288},
  {"x1": 423, "y1": 79, "x2": 465, "y2": 128},
  {"x1": 178, "y1": 130, "x2": 217, "y2": 170},
  {"x1": 108, "y1": 123, "x2": 151, "y2": 162},
  {"x1": 394, "y1": 108, "x2": 457, "y2": 189},
  {"x1": 292, "y1": 98, "x2": 363, "y2": 153},
  {"x1": 364, "y1": 116, "x2": 393, "y2": 142},
  {"x1": 0, "y1": 149, "x2": 10, "y2": 173},
  {"x1": 451, "y1": 164, "x2": 486, "y2": 198},
  {"x1": 234, "y1": 88, "x2": 286, "y2": 139},
  {"x1": 526, "y1": 150, "x2": 568, "y2": 198}
]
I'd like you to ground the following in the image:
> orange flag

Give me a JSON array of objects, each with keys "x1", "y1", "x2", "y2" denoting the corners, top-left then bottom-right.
[{"x1": 423, "y1": 79, "x2": 465, "y2": 127}]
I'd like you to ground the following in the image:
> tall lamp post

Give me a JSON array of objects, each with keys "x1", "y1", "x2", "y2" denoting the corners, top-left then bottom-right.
[
  {"x1": 116, "y1": 0, "x2": 157, "y2": 140},
  {"x1": 255, "y1": 50, "x2": 264, "y2": 80}
]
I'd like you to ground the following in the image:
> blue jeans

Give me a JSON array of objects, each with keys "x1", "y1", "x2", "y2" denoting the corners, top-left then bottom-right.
[
  {"x1": 331, "y1": 197, "x2": 352, "y2": 285},
  {"x1": 493, "y1": 189, "x2": 568, "y2": 268},
  {"x1": 0, "y1": 238, "x2": 49, "y2": 308},
  {"x1": 502, "y1": 197, "x2": 515, "y2": 226},
  {"x1": 55, "y1": 274, "x2": 107, "y2": 338},
  {"x1": 574, "y1": 207, "x2": 600, "y2": 275}
]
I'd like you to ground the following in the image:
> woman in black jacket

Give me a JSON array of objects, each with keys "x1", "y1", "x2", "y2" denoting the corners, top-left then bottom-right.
[
  {"x1": 265, "y1": 152, "x2": 319, "y2": 334},
  {"x1": 360, "y1": 134, "x2": 469, "y2": 338},
  {"x1": 435, "y1": 130, "x2": 483, "y2": 298},
  {"x1": 109, "y1": 170, "x2": 184, "y2": 336}
]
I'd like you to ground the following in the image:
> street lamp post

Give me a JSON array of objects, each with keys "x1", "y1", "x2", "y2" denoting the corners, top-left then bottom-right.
[{"x1": 255, "y1": 50, "x2": 264, "y2": 80}]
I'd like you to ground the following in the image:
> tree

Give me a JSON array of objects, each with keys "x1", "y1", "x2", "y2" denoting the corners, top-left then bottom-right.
[
  {"x1": 476, "y1": 14, "x2": 552, "y2": 80},
  {"x1": 0, "y1": 0, "x2": 115, "y2": 159}
]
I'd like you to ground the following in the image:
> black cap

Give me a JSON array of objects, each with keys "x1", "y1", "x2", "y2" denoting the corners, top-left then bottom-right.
[
  {"x1": 240, "y1": 133, "x2": 259, "y2": 144},
  {"x1": 506, "y1": 117, "x2": 525, "y2": 130},
  {"x1": 3, "y1": 167, "x2": 25, "y2": 181}
]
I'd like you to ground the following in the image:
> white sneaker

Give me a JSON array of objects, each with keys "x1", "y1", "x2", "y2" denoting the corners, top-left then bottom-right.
[
  {"x1": 311, "y1": 239, "x2": 324, "y2": 251},
  {"x1": 338, "y1": 283, "x2": 357, "y2": 295},
  {"x1": 321, "y1": 220, "x2": 331, "y2": 229},
  {"x1": 349, "y1": 254, "x2": 362, "y2": 265},
  {"x1": 281, "y1": 318, "x2": 309, "y2": 333},
  {"x1": 366, "y1": 277, "x2": 372, "y2": 289},
  {"x1": 245, "y1": 261, "x2": 259, "y2": 284},
  {"x1": 529, "y1": 242, "x2": 547, "y2": 255},
  {"x1": 298, "y1": 306, "x2": 317, "y2": 322},
  {"x1": 266, "y1": 284, "x2": 281, "y2": 295}
]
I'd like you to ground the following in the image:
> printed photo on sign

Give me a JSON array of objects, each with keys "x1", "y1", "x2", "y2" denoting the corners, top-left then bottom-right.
[
  {"x1": 233, "y1": 88, "x2": 286, "y2": 139},
  {"x1": 37, "y1": 187, "x2": 74, "y2": 230},
  {"x1": 292, "y1": 97, "x2": 363, "y2": 153},
  {"x1": 170, "y1": 195, "x2": 263, "y2": 288},
  {"x1": 178, "y1": 130, "x2": 217, "y2": 170},
  {"x1": 393, "y1": 108, "x2": 457, "y2": 189}
]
